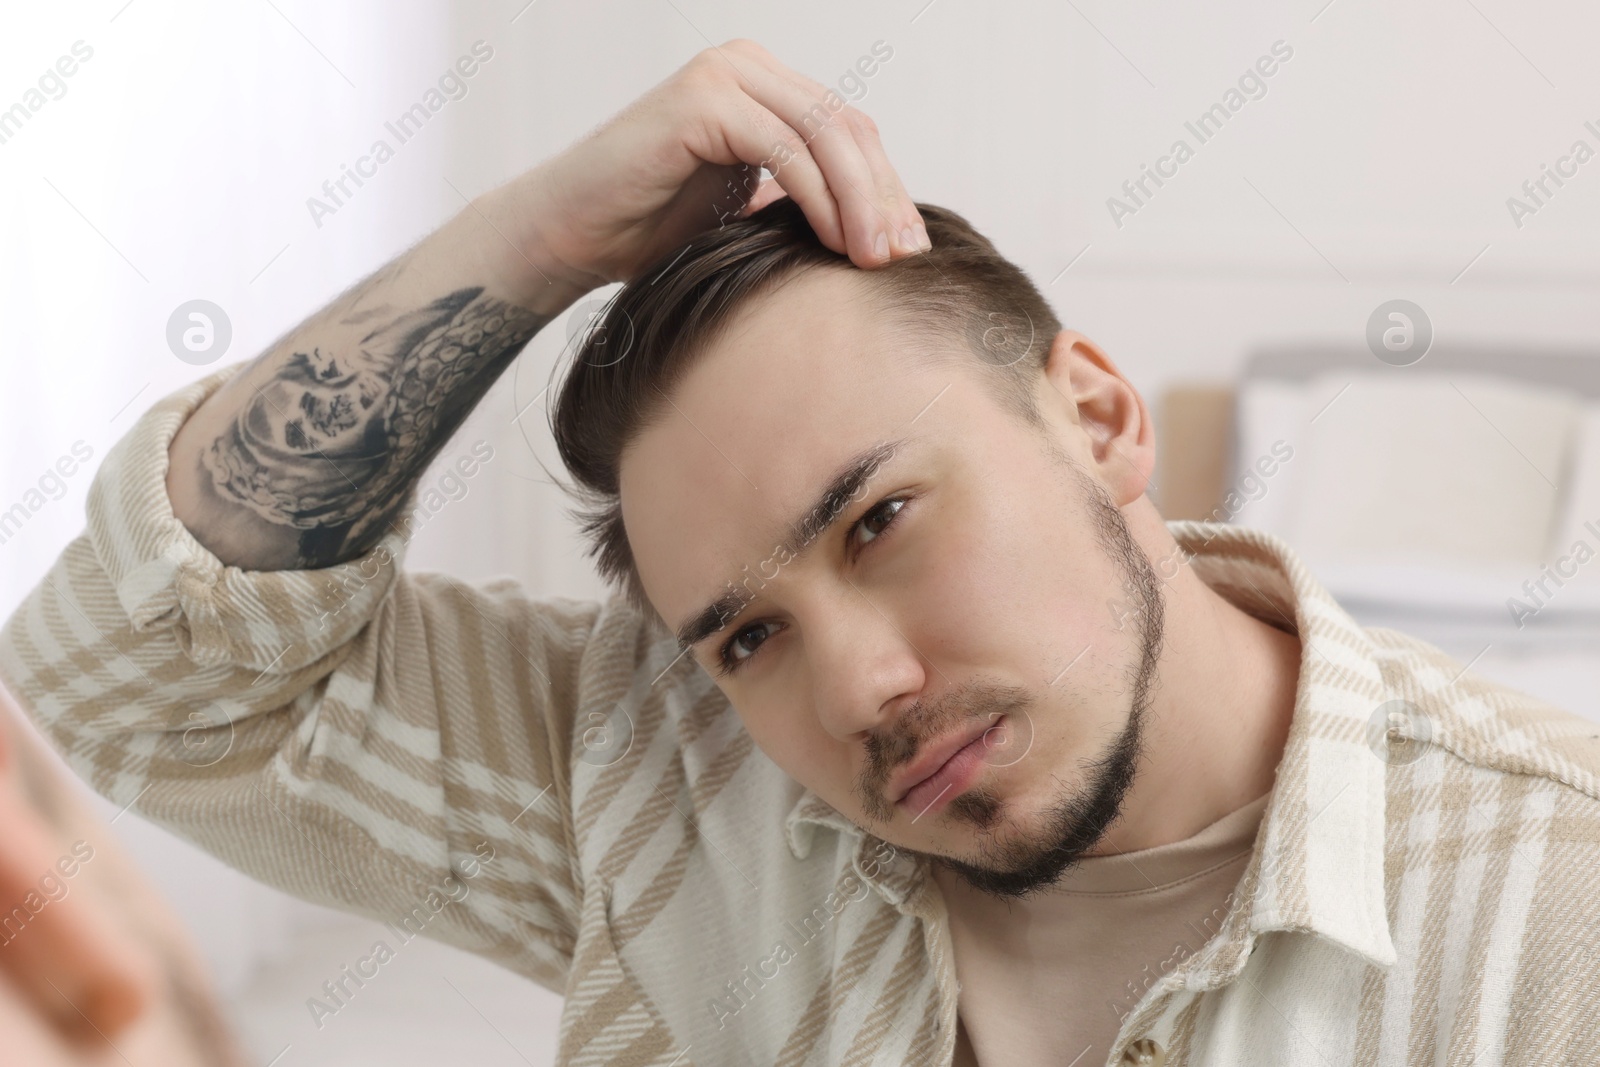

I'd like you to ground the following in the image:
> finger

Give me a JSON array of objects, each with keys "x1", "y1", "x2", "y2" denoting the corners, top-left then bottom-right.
[
  {"x1": 703, "y1": 163, "x2": 763, "y2": 232},
  {"x1": 738, "y1": 174, "x2": 789, "y2": 217},
  {"x1": 837, "y1": 105, "x2": 930, "y2": 256},
  {"x1": 745, "y1": 49, "x2": 934, "y2": 259},
  {"x1": 0, "y1": 787, "x2": 151, "y2": 1039},
  {"x1": 736, "y1": 47, "x2": 926, "y2": 259},
  {"x1": 687, "y1": 78, "x2": 846, "y2": 253},
  {"x1": 714, "y1": 43, "x2": 901, "y2": 268}
]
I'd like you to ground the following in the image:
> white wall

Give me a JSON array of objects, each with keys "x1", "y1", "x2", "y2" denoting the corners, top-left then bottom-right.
[{"x1": 416, "y1": 0, "x2": 1600, "y2": 601}]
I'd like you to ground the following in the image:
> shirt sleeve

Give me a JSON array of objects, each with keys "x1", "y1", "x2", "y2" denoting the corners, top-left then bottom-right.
[{"x1": 0, "y1": 362, "x2": 617, "y2": 995}]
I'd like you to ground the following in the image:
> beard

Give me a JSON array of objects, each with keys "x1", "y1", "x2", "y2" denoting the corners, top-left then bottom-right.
[{"x1": 856, "y1": 450, "x2": 1167, "y2": 901}]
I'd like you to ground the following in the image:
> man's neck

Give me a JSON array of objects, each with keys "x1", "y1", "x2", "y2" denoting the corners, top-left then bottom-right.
[{"x1": 1086, "y1": 520, "x2": 1302, "y2": 858}]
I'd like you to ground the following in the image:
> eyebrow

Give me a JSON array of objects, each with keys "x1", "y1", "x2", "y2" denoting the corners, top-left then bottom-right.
[{"x1": 675, "y1": 438, "x2": 906, "y2": 652}]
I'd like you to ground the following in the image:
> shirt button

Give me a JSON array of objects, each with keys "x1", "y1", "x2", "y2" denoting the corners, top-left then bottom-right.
[{"x1": 1120, "y1": 1038, "x2": 1167, "y2": 1065}]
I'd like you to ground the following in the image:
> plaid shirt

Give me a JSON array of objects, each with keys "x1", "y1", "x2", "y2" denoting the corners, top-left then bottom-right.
[{"x1": 3, "y1": 363, "x2": 1599, "y2": 1066}]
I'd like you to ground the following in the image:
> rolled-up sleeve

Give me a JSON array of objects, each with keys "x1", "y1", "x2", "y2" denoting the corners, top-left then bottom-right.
[{"x1": 0, "y1": 363, "x2": 607, "y2": 994}]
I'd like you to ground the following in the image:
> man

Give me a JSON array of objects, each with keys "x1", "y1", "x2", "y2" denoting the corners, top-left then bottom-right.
[
  {"x1": 3, "y1": 38, "x2": 1598, "y2": 1067},
  {"x1": 0, "y1": 681, "x2": 247, "y2": 1066}
]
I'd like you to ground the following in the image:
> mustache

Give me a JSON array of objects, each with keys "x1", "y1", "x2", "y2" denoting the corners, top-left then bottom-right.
[{"x1": 865, "y1": 679, "x2": 1034, "y2": 790}]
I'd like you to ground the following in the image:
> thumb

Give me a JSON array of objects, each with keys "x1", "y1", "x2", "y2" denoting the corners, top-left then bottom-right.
[{"x1": 738, "y1": 174, "x2": 788, "y2": 217}]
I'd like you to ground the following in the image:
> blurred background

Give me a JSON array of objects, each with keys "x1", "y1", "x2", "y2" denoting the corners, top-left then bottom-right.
[{"x1": 3, "y1": 0, "x2": 1598, "y2": 1063}]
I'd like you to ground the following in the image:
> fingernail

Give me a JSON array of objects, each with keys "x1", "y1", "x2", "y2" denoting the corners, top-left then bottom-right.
[
  {"x1": 915, "y1": 224, "x2": 931, "y2": 250},
  {"x1": 874, "y1": 231, "x2": 889, "y2": 260},
  {"x1": 899, "y1": 227, "x2": 917, "y2": 253}
]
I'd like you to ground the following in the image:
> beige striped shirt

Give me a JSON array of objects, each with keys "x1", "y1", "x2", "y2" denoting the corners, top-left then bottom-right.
[{"x1": 3, "y1": 362, "x2": 1600, "y2": 1066}]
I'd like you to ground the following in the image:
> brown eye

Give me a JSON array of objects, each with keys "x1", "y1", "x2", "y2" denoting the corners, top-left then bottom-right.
[
  {"x1": 853, "y1": 498, "x2": 906, "y2": 548},
  {"x1": 722, "y1": 621, "x2": 778, "y2": 672}
]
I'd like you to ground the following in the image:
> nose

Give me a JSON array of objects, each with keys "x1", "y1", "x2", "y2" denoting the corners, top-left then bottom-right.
[{"x1": 805, "y1": 585, "x2": 929, "y2": 741}]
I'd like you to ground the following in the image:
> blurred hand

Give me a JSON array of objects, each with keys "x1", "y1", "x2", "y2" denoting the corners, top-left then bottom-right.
[
  {"x1": 0, "y1": 685, "x2": 243, "y2": 1066},
  {"x1": 0, "y1": 704, "x2": 150, "y2": 1050}
]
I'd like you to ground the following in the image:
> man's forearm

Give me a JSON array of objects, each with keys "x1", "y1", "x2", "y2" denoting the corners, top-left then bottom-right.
[
  {"x1": 167, "y1": 188, "x2": 590, "y2": 571},
  {"x1": 165, "y1": 39, "x2": 926, "y2": 574}
]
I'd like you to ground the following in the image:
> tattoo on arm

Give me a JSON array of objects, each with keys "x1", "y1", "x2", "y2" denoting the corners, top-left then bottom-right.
[{"x1": 200, "y1": 285, "x2": 548, "y2": 569}]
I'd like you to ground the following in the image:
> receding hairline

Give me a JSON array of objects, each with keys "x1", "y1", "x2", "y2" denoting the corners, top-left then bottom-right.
[
  {"x1": 617, "y1": 261, "x2": 902, "y2": 446},
  {"x1": 552, "y1": 198, "x2": 1063, "y2": 617},
  {"x1": 617, "y1": 260, "x2": 1046, "y2": 473}
]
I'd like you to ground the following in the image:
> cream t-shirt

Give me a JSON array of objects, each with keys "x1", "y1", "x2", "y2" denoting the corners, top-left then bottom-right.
[{"x1": 939, "y1": 792, "x2": 1271, "y2": 1066}]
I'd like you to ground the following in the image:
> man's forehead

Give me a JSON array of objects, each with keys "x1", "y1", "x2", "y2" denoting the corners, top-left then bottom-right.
[
  {"x1": 667, "y1": 434, "x2": 916, "y2": 649},
  {"x1": 624, "y1": 411, "x2": 926, "y2": 627},
  {"x1": 615, "y1": 265, "x2": 995, "y2": 629}
]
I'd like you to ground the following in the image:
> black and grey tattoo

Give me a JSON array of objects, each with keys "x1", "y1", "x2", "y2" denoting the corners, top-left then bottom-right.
[{"x1": 200, "y1": 285, "x2": 548, "y2": 569}]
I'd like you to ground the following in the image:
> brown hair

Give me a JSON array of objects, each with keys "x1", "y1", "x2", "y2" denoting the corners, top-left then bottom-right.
[{"x1": 550, "y1": 197, "x2": 1063, "y2": 615}]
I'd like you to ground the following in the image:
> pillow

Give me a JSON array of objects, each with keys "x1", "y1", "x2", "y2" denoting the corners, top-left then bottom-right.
[{"x1": 1233, "y1": 370, "x2": 1600, "y2": 619}]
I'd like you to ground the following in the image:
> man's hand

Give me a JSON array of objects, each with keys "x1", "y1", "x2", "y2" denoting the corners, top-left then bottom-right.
[
  {"x1": 485, "y1": 39, "x2": 929, "y2": 292},
  {"x1": 170, "y1": 39, "x2": 922, "y2": 571}
]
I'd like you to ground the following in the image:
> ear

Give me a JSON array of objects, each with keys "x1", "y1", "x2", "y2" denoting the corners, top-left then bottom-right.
[{"x1": 1038, "y1": 330, "x2": 1155, "y2": 506}]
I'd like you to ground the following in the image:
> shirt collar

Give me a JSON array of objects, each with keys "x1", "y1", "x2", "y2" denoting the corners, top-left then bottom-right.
[{"x1": 782, "y1": 519, "x2": 1397, "y2": 968}]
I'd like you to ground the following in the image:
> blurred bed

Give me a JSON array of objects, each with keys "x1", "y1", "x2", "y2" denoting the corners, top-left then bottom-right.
[{"x1": 1157, "y1": 343, "x2": 1600, "y2": 725}]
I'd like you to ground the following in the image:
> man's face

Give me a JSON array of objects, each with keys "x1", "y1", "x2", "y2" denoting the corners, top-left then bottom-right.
[{"x1": 621, "y1": 267, "x2": 1165, "y2": 898}]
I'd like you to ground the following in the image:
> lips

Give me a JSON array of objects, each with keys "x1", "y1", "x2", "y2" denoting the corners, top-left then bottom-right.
[{"x1": 889, "y1": 718, "x2": 995, "y2": 805}]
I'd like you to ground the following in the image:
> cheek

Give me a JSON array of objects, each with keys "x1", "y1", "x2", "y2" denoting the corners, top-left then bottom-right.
[
  {"x1": 737, "y1": 703, "x2": 835, "y2": 791},
  {"x1": 909, "y1": 484, "x2": 1119, "y2": 679}
]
